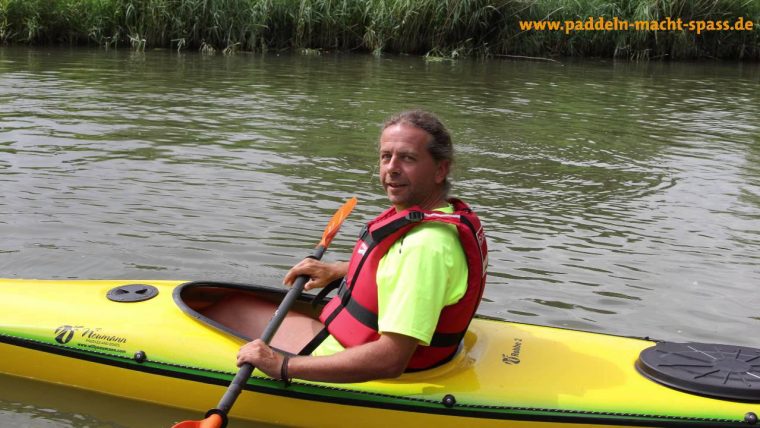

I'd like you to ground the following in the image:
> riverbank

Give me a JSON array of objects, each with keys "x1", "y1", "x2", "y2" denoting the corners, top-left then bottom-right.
[{"x1": 1, "y1": 0, "x2": 758, "y2": 60}]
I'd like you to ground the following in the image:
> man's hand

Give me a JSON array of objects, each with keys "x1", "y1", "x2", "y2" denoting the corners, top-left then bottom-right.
[
  {"x1": 237, "y1": 339, "x2": 284, "y2": 379},
  {"x1": 283, "y1": 259, "x2": 349, "y2": 291}
]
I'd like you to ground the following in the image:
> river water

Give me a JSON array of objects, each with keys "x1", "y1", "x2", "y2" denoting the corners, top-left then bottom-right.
[{"x1": 0, "y1": 47, "x2": 759, "y2": 426}]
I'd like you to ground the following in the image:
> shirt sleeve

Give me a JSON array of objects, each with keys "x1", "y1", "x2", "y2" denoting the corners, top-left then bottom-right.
[{"x1": 375, "y1": 221, "x2": 467, "y2": 346}]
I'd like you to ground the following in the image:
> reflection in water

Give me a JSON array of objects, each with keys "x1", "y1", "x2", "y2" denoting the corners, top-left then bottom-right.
[
  {"x1": 0, "y1": 400, "x2": 128, "y2": 428},
  {"x1": 0, "y1": 47, "x2": 759, "y2": 425},
  {"x1": 0, "y1": 373, "x2": 269, "y2": 428}
]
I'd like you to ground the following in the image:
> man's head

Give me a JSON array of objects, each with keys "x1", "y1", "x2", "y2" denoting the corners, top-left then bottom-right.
[{"x1": 379, "y1": 110, "x2": 453, "y2": 212}]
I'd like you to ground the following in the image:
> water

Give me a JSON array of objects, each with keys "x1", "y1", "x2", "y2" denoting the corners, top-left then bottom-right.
[{"x1": 1, "y1": 47, "x2": 759, "y2": 426}]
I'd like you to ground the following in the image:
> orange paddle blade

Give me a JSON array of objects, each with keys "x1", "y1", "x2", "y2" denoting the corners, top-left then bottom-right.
[
  {"x1": 171, "y1": 413, "x2": 224, "y2": 428},
  {"x1": 318, "y1": 197, "x2": 357, "y2": 248}
]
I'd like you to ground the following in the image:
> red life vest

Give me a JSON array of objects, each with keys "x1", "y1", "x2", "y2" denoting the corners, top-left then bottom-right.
[{"x1": 319, "y1": 198, "x2": 488, "y2": 371}]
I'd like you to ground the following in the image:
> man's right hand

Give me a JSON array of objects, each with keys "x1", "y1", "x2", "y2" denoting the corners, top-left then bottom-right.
[{"x1": 283, "y1": 259, "x2": 349, "y2": 291}]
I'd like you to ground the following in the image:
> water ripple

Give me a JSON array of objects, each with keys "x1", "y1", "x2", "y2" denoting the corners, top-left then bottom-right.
[{"x1": 1, "y1": 49, "x2": 758, "y2": 348}]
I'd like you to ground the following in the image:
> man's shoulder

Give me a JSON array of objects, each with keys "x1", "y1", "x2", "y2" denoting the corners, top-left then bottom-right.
[
  {"x1": 385, "y1": 224, "x2": 457, "y2": 263},
  {"x1": 406, "y1": 220, "x2": 458, "y2": 239}
]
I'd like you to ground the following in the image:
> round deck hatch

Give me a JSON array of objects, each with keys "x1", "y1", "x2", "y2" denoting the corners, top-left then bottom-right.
[
  {"x1": 636, "y1": 342, "x2": 760, "y2": 401},
  {"x1": 107, "y1": 284, "x2": 159, "y2": 302}
]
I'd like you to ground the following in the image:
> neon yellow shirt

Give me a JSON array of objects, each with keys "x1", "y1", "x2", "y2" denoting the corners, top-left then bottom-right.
[{"x1": 312, "y1": 204, "x2": 468, "y2": 356}]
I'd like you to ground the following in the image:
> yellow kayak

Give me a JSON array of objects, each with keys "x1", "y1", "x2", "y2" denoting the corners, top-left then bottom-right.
[{"x1": 0, "y1": 278, "x2": 757, "y2": 427}]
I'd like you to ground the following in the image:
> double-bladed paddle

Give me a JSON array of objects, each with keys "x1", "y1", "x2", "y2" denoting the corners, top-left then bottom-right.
[{"x1": 172, "y1": 196, "x2": 358, "y2": 428}]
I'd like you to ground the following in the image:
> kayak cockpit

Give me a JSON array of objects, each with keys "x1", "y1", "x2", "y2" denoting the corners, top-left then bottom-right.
[
  {"x1": 171, "y1": 280, "x2": 478, "y2": 380},
  {"x1": 173, "y1": 281, "x2": 323, "y2": 342}
]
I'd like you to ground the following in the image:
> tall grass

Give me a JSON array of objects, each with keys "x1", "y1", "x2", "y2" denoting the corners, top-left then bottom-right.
[{"x1": 0, "y1": 0, "x2": 758, "y2": 59}]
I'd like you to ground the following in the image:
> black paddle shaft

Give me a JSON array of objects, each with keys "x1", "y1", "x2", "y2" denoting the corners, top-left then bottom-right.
[{"x1": 215, "y1": 245, "x2": 326, "y2": 413}]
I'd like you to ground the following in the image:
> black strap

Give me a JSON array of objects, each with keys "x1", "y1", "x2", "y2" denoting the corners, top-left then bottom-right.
[
  {"x1": 311, "y1": 277, "x2": 345, "y2": 309},
  {"x1": 429, "y1": 331, "x2": 463, "y2": 347},
  {"x1": 340, "y1": 291, "x2": 379, "y2": 330},
  {"x1": 369, "y1": 211, "x2": 423, "y2": 244},
  {"x1": 298, "y1": 327, "x2": 330, "y2": 355}
]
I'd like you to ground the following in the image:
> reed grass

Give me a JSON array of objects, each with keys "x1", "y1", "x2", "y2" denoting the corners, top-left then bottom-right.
[{"x1": 0, "y1": 0, "x2": 757, "y2": 60}]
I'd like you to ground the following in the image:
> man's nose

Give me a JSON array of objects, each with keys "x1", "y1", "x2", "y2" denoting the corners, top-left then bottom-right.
[{"x1": 386, "y1": 155, "x2": 402, "y2": 171}]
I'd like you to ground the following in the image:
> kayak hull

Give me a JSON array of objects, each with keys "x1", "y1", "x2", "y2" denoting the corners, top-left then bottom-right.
[
  {"x1": 0, "y1": 279, "x2": 757, "y2": 427},
  {"x1": 0, "y1": 338, "x2": 601, "y2": 428}
]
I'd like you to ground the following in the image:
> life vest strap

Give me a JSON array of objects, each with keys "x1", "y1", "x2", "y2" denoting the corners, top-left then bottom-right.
[
  {"x1": 311, "y1": 277, "x2": 345, "y2": 309},
  {"x1": 298, "y1": 327, "x2": 331, "y2": 355},
  {"x1": 429, "y1": 331, "x2": 464, "y2": 347},
  {"x1": 369, "y1": 211, "x2": 423, "y2": 244},
  {"x1": 337, "y1": 286, "x2": 379, "y2": 330}
]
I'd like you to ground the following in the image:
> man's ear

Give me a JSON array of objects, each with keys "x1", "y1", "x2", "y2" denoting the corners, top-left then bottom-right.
[{"x1": 435, "y1": 160, "x2": 450, "y2": 184}]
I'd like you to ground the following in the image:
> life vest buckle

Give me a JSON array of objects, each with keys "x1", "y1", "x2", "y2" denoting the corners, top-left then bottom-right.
[{"x1": 405, "y1": 211, "x2": 424, "y2": 223}]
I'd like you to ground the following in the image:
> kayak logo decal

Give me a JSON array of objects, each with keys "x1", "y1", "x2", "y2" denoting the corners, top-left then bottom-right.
[
  {"x1": 53, "y1": 325, "x2": 128, "y2": 349},
  {"x1": 502, "y1": 338, "x2": 523, "y2": 365},
  {"x1": 55, "y1": 325, "x2": 77, "y2": 344}
]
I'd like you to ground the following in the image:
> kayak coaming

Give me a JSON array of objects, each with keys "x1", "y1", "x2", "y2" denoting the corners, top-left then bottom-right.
[{"x1": 0, "y1": 279, "x2": 757, "y2": 427}]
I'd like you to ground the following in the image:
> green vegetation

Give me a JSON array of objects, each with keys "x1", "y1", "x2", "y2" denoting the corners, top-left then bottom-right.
[{"x1": 0, "y1": 0, "x2": 758, "y2": 60}]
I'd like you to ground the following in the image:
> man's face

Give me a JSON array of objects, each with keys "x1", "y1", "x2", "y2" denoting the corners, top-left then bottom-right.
[{"x1": 379, "y1": 123, "x2": 449, "y2": 212}]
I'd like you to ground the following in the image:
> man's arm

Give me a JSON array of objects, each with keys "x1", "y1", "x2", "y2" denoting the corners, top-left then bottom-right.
[{"x1": 237, "y1": 332, "x2": 418, "y2": 383}]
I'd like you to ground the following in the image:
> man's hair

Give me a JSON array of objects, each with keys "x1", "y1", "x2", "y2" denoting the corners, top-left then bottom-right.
[{"x1": 382, "y1": 109, "x2": 453, "y2": 195}]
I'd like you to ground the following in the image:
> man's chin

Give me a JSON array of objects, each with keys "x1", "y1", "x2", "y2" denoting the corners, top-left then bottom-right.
[{"x1": 386, "y1": 194, "x2": 408, "y2": 210}]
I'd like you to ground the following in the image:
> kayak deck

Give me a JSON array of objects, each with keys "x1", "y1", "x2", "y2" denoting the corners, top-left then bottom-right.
[{"x1": 0, "y1": 279, "x2": 757, "y2": 427}]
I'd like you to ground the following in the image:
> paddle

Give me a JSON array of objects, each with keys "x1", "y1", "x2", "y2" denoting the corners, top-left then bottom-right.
[{"x1": 172, "y1": 196, "x2": 357, "y2": 428}]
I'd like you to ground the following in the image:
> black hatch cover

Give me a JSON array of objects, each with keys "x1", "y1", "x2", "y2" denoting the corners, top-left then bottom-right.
[
  {"x1": 636, "y1": 341, "x2": 760, "y2": 401},
  {"x1": 107, "y1": 284, "x2": 159, "y2": 302}
]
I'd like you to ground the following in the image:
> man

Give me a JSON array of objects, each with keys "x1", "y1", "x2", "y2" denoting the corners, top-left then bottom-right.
[{"x1": 226, "y1": 110, "x2": 487, "y2": 383}]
